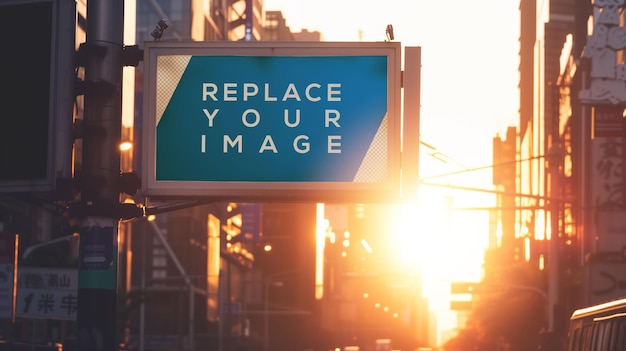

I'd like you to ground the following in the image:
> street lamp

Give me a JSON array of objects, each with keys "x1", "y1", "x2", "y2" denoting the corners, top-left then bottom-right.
[{"x1": 22, "y1": 233, "x2": 79, "y2": 259}]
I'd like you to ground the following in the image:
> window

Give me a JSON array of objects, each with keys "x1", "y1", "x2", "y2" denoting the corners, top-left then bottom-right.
[
  {"x1": 580, "y1": 325, "x2": 592, "y2": 351},
  {"x1": 593, "y1": 322, "x2": 606, "y2": 351},
  {"x1": 614, "y1": 318, "x2": 626, "y2": 350},
  {"x1": 567, "y1": 328, "x2": 580, "y2": 351}
]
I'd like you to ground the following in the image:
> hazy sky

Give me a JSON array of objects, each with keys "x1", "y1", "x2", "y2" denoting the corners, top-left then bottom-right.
[
  {"x1": 262, "y1": 0, "x2": 522, "y2": 343},
  {"x1": 263, "y1": 0, "x2": 520, "y2": 169}
]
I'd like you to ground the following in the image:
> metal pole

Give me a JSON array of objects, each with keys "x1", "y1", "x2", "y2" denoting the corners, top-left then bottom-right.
[
  {"x1": 189, "y1": 283, "x2": 195, "y2": 351},
  {"x1": 264, "y1": 270, "x2": 298, "y2": 351},
  {"x1": 22, "y1": 234, "x2": 78, "y2": 259},
  {"x1": 264, "y1": 279, "x2": 269, "y2": 351},
  {"x1": 139, "y1": 220, "x2": 147, "y2": 351},
  {"x1": 580, "y1": 101, "x2": 589, "y2": 306},
  {"x1": 402, "y1": 46, "x2": 421, "y2": 200},
  {"x1": 77, "y1": 0, "x2": 124, "y2": 350},
  {"x1": 548, "y1": 216, "x2": 559, "y2": 332},
  {"x1": 547, "y1": 146, "x2": 561, "y2": 332},
  {"x1": 218, "y1": 270, "x2": 224, "y2": 351},
  {"x1": 149, "y1": 221, "x2": 195, "y2": 351}
]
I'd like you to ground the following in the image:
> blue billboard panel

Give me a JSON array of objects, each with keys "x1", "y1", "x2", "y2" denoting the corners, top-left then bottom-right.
[{"x1": 143, "y1": 42, "x2": 403, "y2": 201}]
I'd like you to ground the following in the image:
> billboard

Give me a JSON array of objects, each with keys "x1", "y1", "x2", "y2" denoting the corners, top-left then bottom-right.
[{"x1": 143, "y1": 41, "x2": 415, "y2": 202}]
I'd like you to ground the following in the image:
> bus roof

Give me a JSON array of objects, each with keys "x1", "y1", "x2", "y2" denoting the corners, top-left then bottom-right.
[{"x1": 571, "y1": 297, "x2": 626, "y2": 319}]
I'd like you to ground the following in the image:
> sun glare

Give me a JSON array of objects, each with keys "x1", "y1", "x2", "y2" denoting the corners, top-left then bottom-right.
[
  {"x1": 386, "y1": 185, "x2": 491, "y2": 339},
  {"x1": 389, "y1": 192, "x2": 462, "y2": 279},
  {"x1": 263, "y1": 0, "x2": 516, "y2": 343},
  {"x1": 390, "y1": 202, "x2": 435, "y2": 272}
]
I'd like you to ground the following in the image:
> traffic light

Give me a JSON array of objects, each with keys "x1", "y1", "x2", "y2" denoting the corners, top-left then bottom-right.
[{"x1": 0, "y1": 0, "x2": 76, "y2": 193}]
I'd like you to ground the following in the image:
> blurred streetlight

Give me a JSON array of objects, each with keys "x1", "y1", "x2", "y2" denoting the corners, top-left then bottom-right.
[
  {"x1": 119, "y1": 140, "x2": 133, "y2": 174},
  {"x1": 119, "y1": 141, "x2": 132, "y2": 152}
]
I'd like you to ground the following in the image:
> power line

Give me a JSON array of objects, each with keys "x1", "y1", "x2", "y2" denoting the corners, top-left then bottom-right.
[
  {"x1": 420, "y1": 155, "x2": 545, "y2": 181},
  {"x1": 420, "y1": 140, "x2": 469, "y2": 170},
  {"x1": 420, "y1": 181, "x2": 572, "y2": 203}
]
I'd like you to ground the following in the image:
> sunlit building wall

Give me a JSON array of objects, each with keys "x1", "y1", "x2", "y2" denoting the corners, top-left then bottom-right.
[
  {"x1": 556, "y1": 0, "x2": 626, "y2": 311},
  {"x1": 519, "y1": 0, "x2": 538, "y2": 264},
  {"x1": 264, "y1": 10, "x2": 294, "y2": 40},
  {"x1": 518, "y1": 0, "x2": 626, "y2": 341},
  {"x1": 520, "y1": 0, "x2": 574, "y2": 266},
  {"x1": 264, "y1": 10, "x2": 322, "y2": 41},
  {"x1": 294, "y1": 28, "x2": 324, "y2": 41},
  {"x1": 229, "y1": 0, "x2": 263, "y2": 40},
  {"x1": 135, "y1": 0, "x2": 263, "y2": 43},
  {"x1": 492, "y1": 127, "x2": 519, "y2": 258},
  {"x1": 519, "y1": 0, "x2": 578, "y2": 338}
]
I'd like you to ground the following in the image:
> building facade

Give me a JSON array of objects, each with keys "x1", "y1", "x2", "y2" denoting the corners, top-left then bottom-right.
[
  {"x1": 490, "y1": 0, "x2": 626, "y2": 348},
  {"x1": 0, "y1": 0, "x2": 420, "y2": 350},
  {"x1": 557, "y1": 0, "x2": 626, "y2": 306}
]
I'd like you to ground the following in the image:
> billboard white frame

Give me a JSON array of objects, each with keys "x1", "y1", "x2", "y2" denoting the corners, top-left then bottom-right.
[{"x1": 142, "y1": 41, "x2": 415, "y2": 202}]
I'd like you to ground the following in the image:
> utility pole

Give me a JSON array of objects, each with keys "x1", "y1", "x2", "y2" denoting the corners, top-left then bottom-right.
[
  {"x1": 77, "y1": 1, "x2": 124, "y2": 350},
  {"x1": 547, "y1": 145, "x2": 563, "y2": 334}
]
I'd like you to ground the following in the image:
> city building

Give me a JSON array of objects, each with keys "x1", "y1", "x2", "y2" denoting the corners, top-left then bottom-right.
[
  {"x1": 0, "y1": 1, "x2": 424, "y2": 350},
  {"x1": 263, "y1": 10, "x2": 294, "y2": 41},
  {"x1": 555, "y1": 0, "x2": 626, "y2": 308},
  {"x1": 478, "y1": 0, "x2": 583, "y2": 347},
  {"x1": 129, "y1": 2, "x2": 426, "y2": 350},
  {"x1": 322, "y1": 204, "x2": 432, "y2": 350},
  {"x1": 483, "y1": 0, "x2": 626, "y2": 348}
]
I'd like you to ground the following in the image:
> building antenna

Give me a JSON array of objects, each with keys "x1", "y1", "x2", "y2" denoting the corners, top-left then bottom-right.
[
  {"x1": 151, "y1": 19, "x2": 169, "y2": 41},
  {"x1": 385, "y1": 24, "x2": 394, "y2": 41}
]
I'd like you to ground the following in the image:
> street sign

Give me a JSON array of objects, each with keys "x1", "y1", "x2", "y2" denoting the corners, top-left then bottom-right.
[
  {"x1": 142, "y1": 41, "x2": 412, "y2": 202},
  {"x1": 16, "y1": 267, "x2": 77, "y2": 320}
]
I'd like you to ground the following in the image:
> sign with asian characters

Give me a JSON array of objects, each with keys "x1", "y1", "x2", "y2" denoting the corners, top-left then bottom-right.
[
  {"x1": 16, "y1": 267, "x2": 77, "y2": 320},
  {"x1": 142, "y1": 41, "x2": 414, "y2": 202}
]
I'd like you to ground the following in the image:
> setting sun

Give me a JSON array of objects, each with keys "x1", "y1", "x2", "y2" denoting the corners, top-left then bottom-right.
[
  {"x1": 265, "y1": 0, "x2": 520, "y2": 342},
  {"x1": 385, "y1": 184, "x2": 491, "y2": 334}
]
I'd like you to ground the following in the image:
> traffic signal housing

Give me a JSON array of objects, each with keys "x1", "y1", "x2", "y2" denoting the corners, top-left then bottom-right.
[{"x1": 0, "y1": 0, "x2": 76, "y2": 193}]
